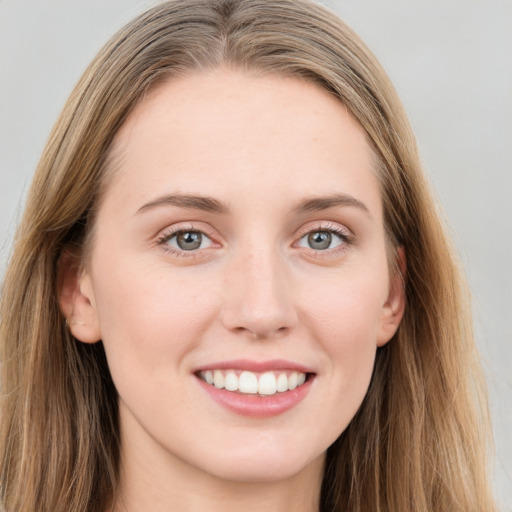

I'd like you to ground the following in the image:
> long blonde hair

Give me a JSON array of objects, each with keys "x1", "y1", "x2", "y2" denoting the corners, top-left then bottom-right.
[{"x1": 0, "y1": 1, "x2": 496, "y2": 510}]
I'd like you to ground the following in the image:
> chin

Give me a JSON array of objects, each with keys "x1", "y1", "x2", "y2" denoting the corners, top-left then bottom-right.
[{"x1": 196, "y1": 445, "x2": 325, "y2": 484}]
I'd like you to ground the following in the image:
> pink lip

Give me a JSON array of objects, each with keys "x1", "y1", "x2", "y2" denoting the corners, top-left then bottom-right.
[
  {"x1": 194, "y1": 358, "x2": 314, "y2": 374},
  {"x1": 194, "y1": 360, "x2": 315, "y2": 418},
  {"x1": 197, "y1": 378, "x2": 313, "y2": 418}
]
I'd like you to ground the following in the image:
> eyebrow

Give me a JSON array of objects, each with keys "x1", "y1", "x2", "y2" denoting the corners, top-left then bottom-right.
[
  {"x1": 136, "y1": 194, "x2": 230, "y2": 215},
  {"x1": 136, "y1": 192, "x2": 370, "y2": 217},
  {"x1": 292, "y1": 194, "x2": 371, "y2": 216}
]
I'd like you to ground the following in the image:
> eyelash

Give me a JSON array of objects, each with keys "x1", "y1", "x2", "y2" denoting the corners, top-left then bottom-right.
[{"x1": 156, "y1": 222, "x2": 354, "y2": 258}]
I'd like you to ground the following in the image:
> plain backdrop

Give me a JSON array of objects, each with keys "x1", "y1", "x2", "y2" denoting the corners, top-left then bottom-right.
[{"x1": 1, "y1": 0, "x2": 511, "y2": 509}]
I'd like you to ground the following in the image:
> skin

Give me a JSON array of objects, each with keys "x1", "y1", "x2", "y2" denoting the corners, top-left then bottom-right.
[{"x1": 61, "y1": 68, "x2": 404, "y2": 512}]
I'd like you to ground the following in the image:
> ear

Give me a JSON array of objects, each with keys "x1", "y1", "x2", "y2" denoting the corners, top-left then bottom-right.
[
  {"x1": 57, "y1": 249, "x2": 102, "y2": 343},
  {"x1": 376, "y1": 246, "x2": 406, "y2": 347}
]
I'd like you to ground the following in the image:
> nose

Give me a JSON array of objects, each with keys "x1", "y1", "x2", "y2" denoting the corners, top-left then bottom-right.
[{"x1": 220, "y1": 247, "x2": 298, "y2": 340}]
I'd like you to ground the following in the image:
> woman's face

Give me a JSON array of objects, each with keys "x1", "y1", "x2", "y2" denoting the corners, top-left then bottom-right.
[{"x1": 70, "y1": 69, "x2": 404, "y2": 484}]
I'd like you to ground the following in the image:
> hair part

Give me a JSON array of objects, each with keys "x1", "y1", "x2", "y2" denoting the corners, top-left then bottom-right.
[{"x1": 0, "y1": 1, "x2": 495, "y2": 511}]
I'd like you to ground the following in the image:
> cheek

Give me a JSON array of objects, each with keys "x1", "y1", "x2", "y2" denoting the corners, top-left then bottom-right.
[
  {"x1": 90, "y1": 256, "x2": 222, "y2": 377},
  {"x1": 301, "y1": 270, "x2": 386, "y2": 395},
  {"x1": 302, "y1": 268, "x2": 386, "y2": 344}
]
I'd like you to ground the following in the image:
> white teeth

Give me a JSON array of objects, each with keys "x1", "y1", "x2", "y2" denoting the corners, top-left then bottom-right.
[
  {"x1": 224, "y1": 371, "x2": 239, "y2": 391},
  {"x1": 213, "y1": 370, "x2": 224, "y2": 389},
  {"x1": 200, "y1": 369, "x2": 308, "y2": 395},
  {"x1": 239, "y1": 371, "x2": 259, "y2": 393},
  {"x1": 288, "y1": 371, "x2": 298, "y2": 390},
  {"x1": 258, "y1": 372, "x2": 277, "y2": 395},
  {"x1": 276, "y1": 373, "x2": 288, "y2": 392}
]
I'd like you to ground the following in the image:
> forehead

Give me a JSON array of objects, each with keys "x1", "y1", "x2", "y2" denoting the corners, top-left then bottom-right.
[{"x1": 100, "y1": 68, "x2": 381, "y2": 220}]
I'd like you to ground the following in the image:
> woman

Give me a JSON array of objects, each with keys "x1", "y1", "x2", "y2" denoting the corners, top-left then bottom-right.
[{"x1": 0, "y1": 0, "x2": 497, "y2": 511}]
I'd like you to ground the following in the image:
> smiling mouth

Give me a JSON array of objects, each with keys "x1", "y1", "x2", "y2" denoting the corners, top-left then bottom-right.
[{"x1": 197, "y1": 369, "x2": 311, "y2": 396}]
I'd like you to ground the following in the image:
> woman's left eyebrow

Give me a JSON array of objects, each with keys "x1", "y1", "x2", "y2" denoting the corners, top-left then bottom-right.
[
  {"x1": 292, "y1": 194, "x2": 372, "y2": 217},
  {"x1": 135, "y1": 194, "x2": 230, "y2": 215}
]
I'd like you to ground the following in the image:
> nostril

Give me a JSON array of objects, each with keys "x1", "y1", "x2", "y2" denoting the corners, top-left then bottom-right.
[{"x1": 233, "y1": 325, "x2": 291, "y2": 340}]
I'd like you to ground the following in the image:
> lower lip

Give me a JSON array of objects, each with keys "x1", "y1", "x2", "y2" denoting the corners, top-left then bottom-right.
[{"x1": 196, "y1": 376, "x2": 314, "y2": 418}]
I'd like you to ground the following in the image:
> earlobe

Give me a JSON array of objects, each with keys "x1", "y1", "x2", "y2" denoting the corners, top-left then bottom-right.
[
  {"x1": 57, "y1": 249, "x2": 102, "y2": 344},
  {"x1": 377, "y1": 246, "x2": 406, "y2": 347}
]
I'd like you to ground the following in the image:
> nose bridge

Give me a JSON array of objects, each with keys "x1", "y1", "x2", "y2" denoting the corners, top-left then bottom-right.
[{"x1": 221, "y1": 238, "x2": 297, "y2": 338}]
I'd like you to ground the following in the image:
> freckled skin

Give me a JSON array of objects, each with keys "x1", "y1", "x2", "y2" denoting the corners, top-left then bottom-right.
[{"x1": 71, "y1": 68, "x2": 404, "y2": 510}]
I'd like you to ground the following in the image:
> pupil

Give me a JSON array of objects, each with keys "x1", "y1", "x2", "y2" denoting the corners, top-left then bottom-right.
[
  {"x1": 308, "y1": 231, "x2": 331, "y2": 250},
  {"x1": 177, "y1": 232, "x2": 202, "y2": 250}
]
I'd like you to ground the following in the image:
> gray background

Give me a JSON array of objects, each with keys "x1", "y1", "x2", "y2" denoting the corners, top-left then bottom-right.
[{"x1": 1, "y1": 1, "x2": 511, "y2": 508}]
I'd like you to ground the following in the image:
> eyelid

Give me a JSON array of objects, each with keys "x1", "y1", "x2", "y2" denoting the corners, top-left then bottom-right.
[{"x1": 294, "y1": 221, "x2": 354, "y2": 242}]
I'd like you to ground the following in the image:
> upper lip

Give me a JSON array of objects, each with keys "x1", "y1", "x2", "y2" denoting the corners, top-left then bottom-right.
[{"x1": 194, "y1": 359, "x2": 315, "y2": 374}]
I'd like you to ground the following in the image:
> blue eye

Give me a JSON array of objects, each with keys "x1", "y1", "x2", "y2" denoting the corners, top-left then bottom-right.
[
  {"x1": 298, "y1": 230, "x2": 345, "y2": 251},
  {"x1": 164, "y1": 231, "x2": 213, "y2": 251}
]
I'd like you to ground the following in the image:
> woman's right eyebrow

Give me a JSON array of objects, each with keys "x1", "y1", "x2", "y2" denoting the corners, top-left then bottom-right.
[{"x1": 135, "y1": 194, "x2": 231, "y2": 215}]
